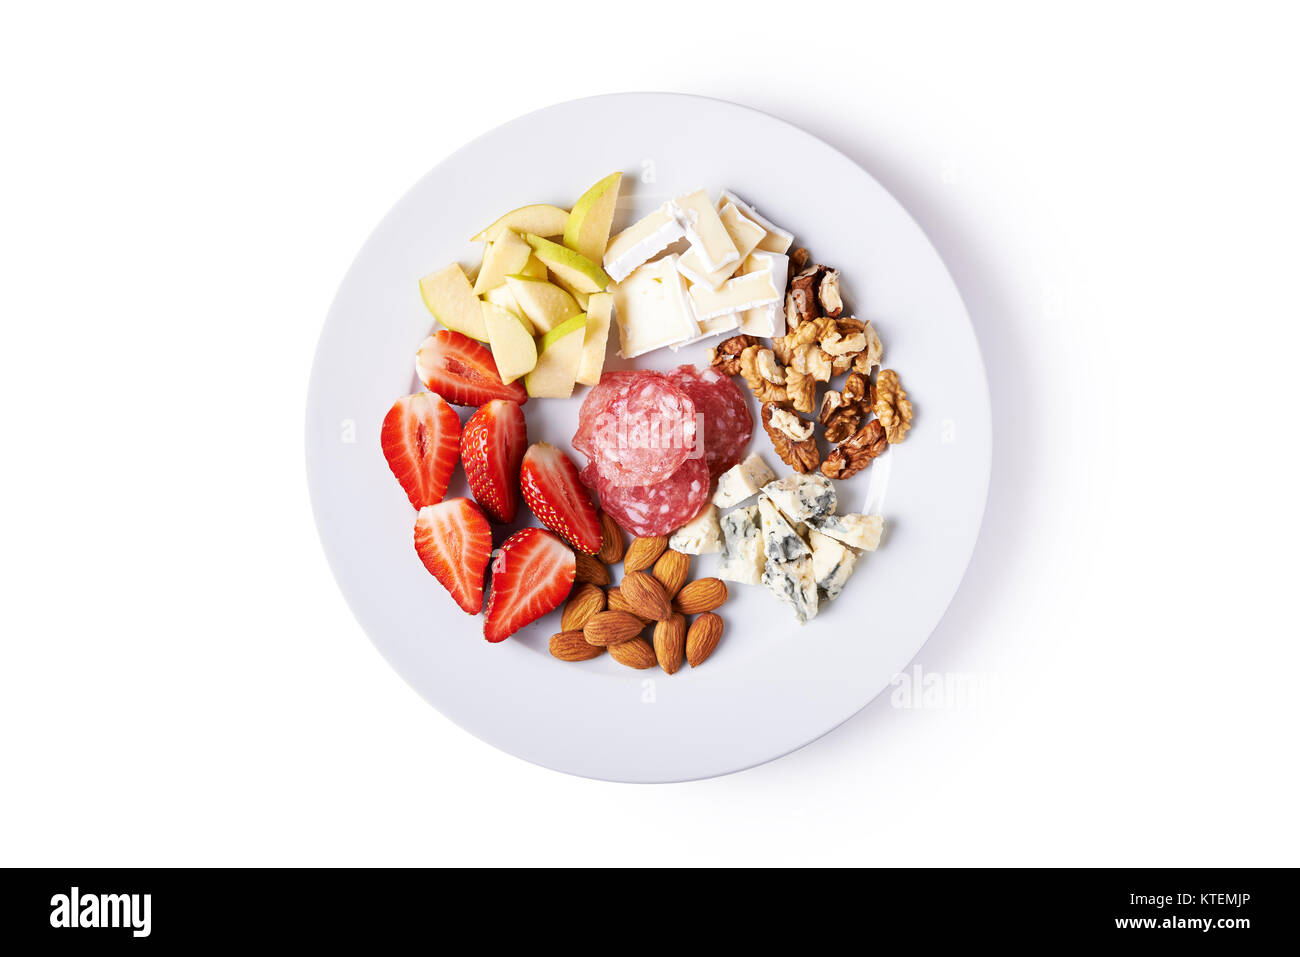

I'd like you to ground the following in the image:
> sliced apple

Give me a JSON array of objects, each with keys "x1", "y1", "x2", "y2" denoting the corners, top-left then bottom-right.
[
  {"x1": 473, "y1": 229, "x2": 531, "y2": 295},
  {"x1": 564, "y1": 172, "x2": 623, "y2": 264},
  {"x1": 503, "y1": 275, "x2": 581, "y2": 334},
  {"x1": 549, "y1": 272, "x2": 591, "y2": 310},
  {"x1": 525, "y1": 313, "x2": 586, "y2": 399},
  {"x1": 482, "y1": 302, "x2": 537, "y2": 384},
  {"x1": 523, "y1": 233, "x2": 610, "y2": 294},
  {"x1": 419, "y1": 263, "x2": 488, "y2": 341},
  {"x1": 520, "y1": 255, "x2": 548, "y2": 280},
  {"x1": 481, "y1": 285, "x2": 534, "y2": 333},
  {"x1": 471, "y1": 204, "x2": 569, "y2": 243},
  {"x1": 576, "y1": 292, "x2": 613, "y2": 387}
]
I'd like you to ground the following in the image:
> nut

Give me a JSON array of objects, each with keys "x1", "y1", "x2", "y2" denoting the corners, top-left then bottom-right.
[
  {"x1": 852, "y1": 321, "x2": 883, "y2": 374},
  {"x1": 755, "y1": 348, "x2": 785, "y2": 384},
  {"x1": 652, "y1": 614, "x2": 686, "y2": 675},
  {"x1": 619, "y1": 570, "x2": 672, "y2": 621},
  {"x1": 623, "y1": 535, "x2": 668, "y2": 573},
  {"x1": 739, "y1": 345, "x2": 787, "y2": 405},
  {"x1": 608, "y1": 637, "x2": 657, "y2": 670},
  {"x1": 789, "y1": 246, "x2": 811, "y2": 272},
  {"x1": 762, "y1": 401, "x2": 820, "y2": 473},
  {"x1": 873, "y1": 369, "x2": 913, "y2": 443},
  {"x1": 582, "y1": 610, "x2": 647, "y2": 647},
  {"x1": 791, "y1": 342, "x2": 833, "y2": 382},
  {"x1": 561, "y1": 582, "x2": 606, "y2": 632},
  {"x1": 783, "y1": 366, "x2": 816, "y2": 414},
  {"x1": 708, "y1": 334, "x2": 759, "y2": 376},
  {"x1": 549, "y1": 631, "x2": 604, "y2": 661},
  {"x1": 686, "y1": 613, "x2": 723, "y2": 667},
  {"x1": 821, "y1": 418, "x2": 887, "y2": 480},
  {"x1": 673, "y1": 578, "x2": 729, "y2": 615},
  {"x1": 821, "y1": 330, "x2": 866, "y2": 357},
  {"x1": 606, "y1": 586, "x2": 651, "y2": 625},
  {"x1": 787, "y1": 265, "x2": 824, "y2": 331},
  {"x1": 817, "y1": 269, "x2": 843, "y2": 317},
  {"x1": 652, "y1": 549, "x2": 691, "y2": 600},
  {"x1": 819, "y1": 371, "x2": 873, "y2": 442},
  {"x1": 573, "y1": 551, "x2": 610, "y2": 586},
  {"x1": 595, "y1": 511, "x2": 624, "y2": 564},
  {"x1": 768, "y1": 407, "x2": 815, "y2": 442}
]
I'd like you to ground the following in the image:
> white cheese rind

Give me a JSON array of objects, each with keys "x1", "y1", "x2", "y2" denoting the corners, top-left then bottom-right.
[
  {"x1": 762, "y1": 554, "x2": 819, "y2": 623},
  {"x1": 762, "y1": 474, "x2": 837, "y2": 523},
  {"x1": 809, "y1": 529, "x2": 858, "y2": 601},
  {"x1": 668, "y1": 504, "x2": 722, "y2": 555},
  {"x1": 713, "y1": 453, "x2": 776, "y2": 508},
  {"x1": 717, "y1": 189, "x2": 795, "y2": 254},
  {"x1": 717, "y1": 505, "x2": 765, "y2": 585},
  {"x1": 603, "y1": 204, "x2": 686, "y2": 282},
  {"x1": 687, "y1": 270, "x2": 779, "y2": 320},
  {"x1": 611, "y1": 255, "x2": 699, "y2": 358},
  {"x1": 739, "y1": 252, "x2": 789, "y2": 336},
  {"x1": 806, "y1": 513, "x2": 884, "y2": 552},
  {"x1": 671, "y1": 189, "x2": 739, "y2": 273},
  {"x1": 758, "y1": 496, "x2": 811, "y2": 562}
]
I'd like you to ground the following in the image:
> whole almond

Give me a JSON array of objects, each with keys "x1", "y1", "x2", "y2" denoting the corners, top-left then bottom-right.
[
  {"x1": 673, "y1": 578, "x2": 729, "y2": 615},
  {"x1": 606, "y1": 586, "x2": 651, "y2": 624},
  {"x1": 619, "y1": 570, "x2": 672, "y2": 621},
  {"x1": 653, "y1": 614, "x2": 686, "y2": 675},
  {"x1": 561, "y1": 583, "x2": 605, "y2": 632},
  {"x1": 549, "y1": 631, "x2": 604, "y2": 661},
  {"x1": 595, "y1": 511, "x2": 625, "y2": 565},
  {"x1": 686, "y1": 612, "x2": 723, "y2": 667},
  {"x1": 582, "y1": 610, "x2": 646, "y2": 647},
  {"x1": 573, "y1": 550, "x2": 610, "y2": 586},
  {"x1": 652, "y1": 549, "x2": 691, "y2": 599},
  {"x1": 623, "y1": 535, "x2": 667, "y2": 573},
  {"x1": 608, "y1": 637, "x2": 657, "y2": 670}
]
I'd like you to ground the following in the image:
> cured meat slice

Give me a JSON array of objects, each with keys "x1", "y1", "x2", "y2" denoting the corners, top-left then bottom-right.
[
  {"x1": 668, "y1": 364, "x2": 753, "y2": 478},
  {"x1": 575, "y1": 370, "x2": 697, "y2": 488},
  {"x1": 596, "y1": 455, "x2": 711, "y2": 538}
]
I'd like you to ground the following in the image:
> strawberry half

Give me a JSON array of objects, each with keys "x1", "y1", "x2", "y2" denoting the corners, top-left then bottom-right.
[
  {"x1": 414, "y1": 498, "x2": 492, "y2": 614},
  {"x1": 381, "y1": 392, "x2": 462, "y2": 509},
  {"x1": 460, "y1": 399, "x2": 527, "y2": 524},
  {"x1": 416, "y1": 330, "x2": 528, "y2": 407},
  {"x1": 483, "y1": 528, "x2": 576, "y2": 642},
  {"x1": 519, "y1": 442, "x2": 603, "y2": 554}
]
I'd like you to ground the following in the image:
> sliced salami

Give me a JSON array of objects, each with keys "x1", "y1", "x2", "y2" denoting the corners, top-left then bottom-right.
[
  {"x1": 668, "y1": 364, "x2": 753, "y2": 478},
  {"x1": 574, "y1": 370, "x2": 697, "y2": 488},
  {"x1": 596, "y1": 454, "x2": 711, "y2": 538}
]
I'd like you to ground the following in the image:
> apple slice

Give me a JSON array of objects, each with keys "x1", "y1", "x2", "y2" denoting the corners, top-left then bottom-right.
[
  {"x1": 419, "y1": 263, "x2": 488, "y2": 341},
  {"x1": 482, "y1": 302, "x2": 537, "y2": 384},
  {"x1": 576, "y1": 292, "x2": 612, "y2": 386},
  {"x1": 473, "y1": 229, "x2": 531, "y2": 295},
  {"x1": 503, "y1": 275, "x2": 581, "y2": 334},
  {"x1": 520, "y1": 255, "x2": 548, "y2": 280},
  {"x1": 523, "y1": 234, "x2": 610, "y2": 294},
  {"x1": 525, "y1": 313, "x2": 586, "y2": 399},
  {"x1": 564, "y1": 172, "x2": 623, "y2": 264},
  {"x1": 471, "y1": 204, "x2": 569, "y2": 243},
  {"x1": 481, "y1": 285, "x2": 533, "y2": 333}
]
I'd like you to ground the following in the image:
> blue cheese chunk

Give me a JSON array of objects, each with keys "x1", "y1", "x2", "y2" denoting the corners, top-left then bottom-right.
[
  {"x1": 806, "y1": 513, "x2": 884, "y2": 552},
  {"x1": 668, "y1": 504, "x2": 722, "y2": 555},
  {"x1": 762, "y1": 554, "x2": 819, "y2": 623},
  {"x1": 809, "y1": 529, "x2": 858, "y2": 601},
  {"x1": 761, "y1": 473, "x2": 837, "y2": 524},
  {"x1": 758, "y1": 496, "x2": 811, "y2": 562},
  {"x1": 717, "y1": 505, "x2": 765, "y2": 585},
  {"x1": 713, "y1": 452, "x2": 776, "y2": 508}
]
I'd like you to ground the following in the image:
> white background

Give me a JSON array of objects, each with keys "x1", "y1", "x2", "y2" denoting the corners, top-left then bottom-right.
[{"x1": 2, "y1": 2, "x2": 1296, "y2": 866}]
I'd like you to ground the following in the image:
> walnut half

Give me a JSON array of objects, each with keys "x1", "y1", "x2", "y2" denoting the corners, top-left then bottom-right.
[
  {"x1": 874, "y1": 368, "x2": 913, "y2": 444},
  {"x1": 818, "y1": 371, "x2": 873, "y2": 442},
  {"x1": 762, "y1": 402, "x2": 820, "y2": 473},
  {"x1": 739, "y1": 345, "x2": 787, "y2": 405},
  {"x1": 708, "y1": 334, "x2": 759, "y2": 377},
  {"x1": 821, "y1": 418, "x2": 887, "y2": 480}
]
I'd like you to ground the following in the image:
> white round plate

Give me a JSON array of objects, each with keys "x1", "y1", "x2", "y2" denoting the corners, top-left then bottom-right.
[{"x1": 307, "y1": 93, "x2": 990, "y2": 783}]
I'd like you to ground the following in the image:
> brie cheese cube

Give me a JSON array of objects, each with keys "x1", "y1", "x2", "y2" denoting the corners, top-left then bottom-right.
[
  {"x1": 717, "y1": 189, "x2": 795, "y2": 254},
  {"x1": 809, "y1": 529, "x2": 858, "y2": 601},
  {"x1": 758, "y1": 496, "x2": 811, "y2": 562},
  {"x1": 806, "y1": 513, "x2": 884, "y2": 552},
  {"x1": 762, "y1": 554, "x2": 819, "y2": 623},
  {"x1": 603, "y1": 204, "x2": 686, "y2": 282},
  {"x1": 713, "y1": 453, "x2": 776, "y2": 508},
  {"x1": 668, "y1": 504, "x2": 722, "y2": 555},
  {"x1": 611, "y1": 255, "x2": 699, "y2": 358},
  {"x1": 687, "y1": 269, "x2": 779, "y2": 321},
  {"x1": 717, "y1": 505, "x2": 765, "y2": 585},
  {"x1": 670, "y1": 189, "x2": 739, "y2": 273},
  {"x1": 671, "y1": 306, "x2": 739, "y2": 351},
  {"x1": 676, "y1": 203, "x2": 767, "y2": 290},
  {"x1": 762, "y1": 473, "x2": 837, "y2": 523},
  {"x1": 738, "y1": 251, "x2": 789, "y2": 337}
]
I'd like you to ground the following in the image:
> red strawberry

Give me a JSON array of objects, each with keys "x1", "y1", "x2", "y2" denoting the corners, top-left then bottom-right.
[
  {"x1": 483, "y1": 528, "x2": 575, "y2": 642},
  {"x1": 416, "y1": 330, "x2": 528, "y2": 407},
  {"x1": 460, "y1": 399, "x2": 527, "y2": 524},
  {"x1": 381, "y1": 392, "x2": 462, "y2": 509},
  {"x1": 519, "y1": 442, "x2": 603, "y2": 554},
  {"x1": 414, "y1": 498, "x2": 492, "y2": 614}
]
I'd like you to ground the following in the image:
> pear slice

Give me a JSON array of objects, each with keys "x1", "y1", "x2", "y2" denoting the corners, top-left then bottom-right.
[
  {"x1": 564, "y1": 172, "x2": 623, "y2": 264},
  {"x1": 473, "y1": 229, "x2": 531, "y2": 295},
  {"x1": 419, "y1": 263, "x2": 488, "y2": 341},
  {"x1": 481, "y1": 284, "x2": 533, "y2": 333},
  {"x1": 523, "y1": 234, "x2": 610, "y2": 294},
  {"x1": 549, "y1": 272, "x2": 591, "y2": 311},
  {"x1": 482, "y1": 302, "x2": 537, "y2": 384},
  {"x1": 503, "y1": 276, "x2": 581, "y2": 334},
  {"x1": 576, "y1": 292, "x2": 613, "y2": 386},
  {"x1": 525, "y1": 313, "x2": 586, "y2": 399},
  {"x1": 471, "y1": 204, "x2": 569, "y2": 243},
  {"x1": 520, "y1": 255, "x2": 548, "y2": 280}
]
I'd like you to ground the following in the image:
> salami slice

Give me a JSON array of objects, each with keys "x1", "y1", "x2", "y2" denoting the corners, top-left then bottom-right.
[
  {"x1": 668, "y1": 364, "x2": 753, "y2": 477},
  {"x1": 596, "y1": 454, "x2": 711, "y2": 538},
  {"x1": 574, "y1": 370, "x2": 697, "y2": 488}
]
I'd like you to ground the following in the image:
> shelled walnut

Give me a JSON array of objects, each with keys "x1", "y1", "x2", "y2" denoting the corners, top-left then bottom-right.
[
  {"x1": 874, "y1": 369, "x2": 913, "y2": 444},
  {"x1": 708, "y1": 334, "x2": 759, "y2": 376},
  {"x1": 783, "y1": 365, "x2": 816, "y2": 414},
  {"x1": 852, "y1": 322, "x2": 884, "y2": 374},
  {"x1": 761, "y1": 402, "x2": 820, "y2": 473},
  {"x1": 821, "y1": 419, "x2": 887, "y2": 480},
  {"x1": 738, "y1": 345, "x2": 787, "y2": 404},
  {"x1": 818, "y1": 372, "x2": 873, "y2": 442},
  {"x1": 817, "y1": 269, "x2": 843, "y2": 317},
  {"x1": 786, "y1": 265, "x2": 824, "y2": 332}
]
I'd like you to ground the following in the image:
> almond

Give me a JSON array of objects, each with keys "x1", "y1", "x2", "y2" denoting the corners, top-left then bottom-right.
[
  {"x1": 573, "y1": 550, "x2": 610, "y2": 586},
  {"x1": 595, "y1": 511, "x2": 625, "y2": 565},
  {"x1": 652, "y1": 549, "x2": 691, "y2": 599},
  {"x1": 619, "y1": 570, "x2": 672, "y2": 622},
  {"x1": 673, "y1": 577, "x2": 729, "y2": 615},
  {"x1": 686, "y1": 612, "x2": 723, "y2": 667},
  {"x1": 623, "y1": 535, "x2": 667, "y2": 573},
  {"x1": 653, "y1": 614, "x2": 685, "y2": 675},
  {"x1": 582, "y1": 610, "x2": 646, "y2": 647},
  {"x1": 606, "y1": 586, "x2": 651, "y2": 625},
  {"x1": 561, "y1": 583, "x2": 605, "y2": 632},
  {"x1": 549, "y1": 631, "x2": 604, "y2": 661},
  {"x1": 608, "y1": 637, "x2": 657, "y2": 670}
]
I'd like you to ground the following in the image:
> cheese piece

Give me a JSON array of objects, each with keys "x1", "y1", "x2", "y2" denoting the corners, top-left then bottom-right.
[
  {"x1": 806, "y1": 513, "x2": 884, "y2": 552},
  {"x1": 603, "y1": 204, "x2": 686, "y2": 283},
  {"x1": 713, "y1": 453, "x2": 776, "y2": 508},
  {"x1": 670, "y1": 189, "x2": 738, "y2": 273},
  {"x1": 671, "y1": 308, "x2": 740, "y2": 351},
  {"x1": 762, "y1": 474, "x2": 837, "y2": 523},
  {"x1": 739, "y1": 252, "x2": 789, "y2": 337},
  {"x1": 668, "y1": 504, "x2": 722, "y2": 555},
  {"x1": 762, "y1": 554, "x2": 819, "y2": 623},
  {"x1": 717, "y1": 505, "x2": 765, "y2": 585},
  {"x1": 809, "y1": 529, "x2": 858, "y2": 601},
  {"x1": 687, "y1": 270, "x2": 779, "y2": 321},
  {"x1": 611, "y1": 255, "x2": 699, "y2": 358},
  {"x1": 717, "y1": 189, "x2": 794, "y2": 254},
  {"x1": 676, "y1": 203, "x2": 767, "y2": 290},
  {"x1": 758, "y1": 496, "x2": 811, "y2": 562}
]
